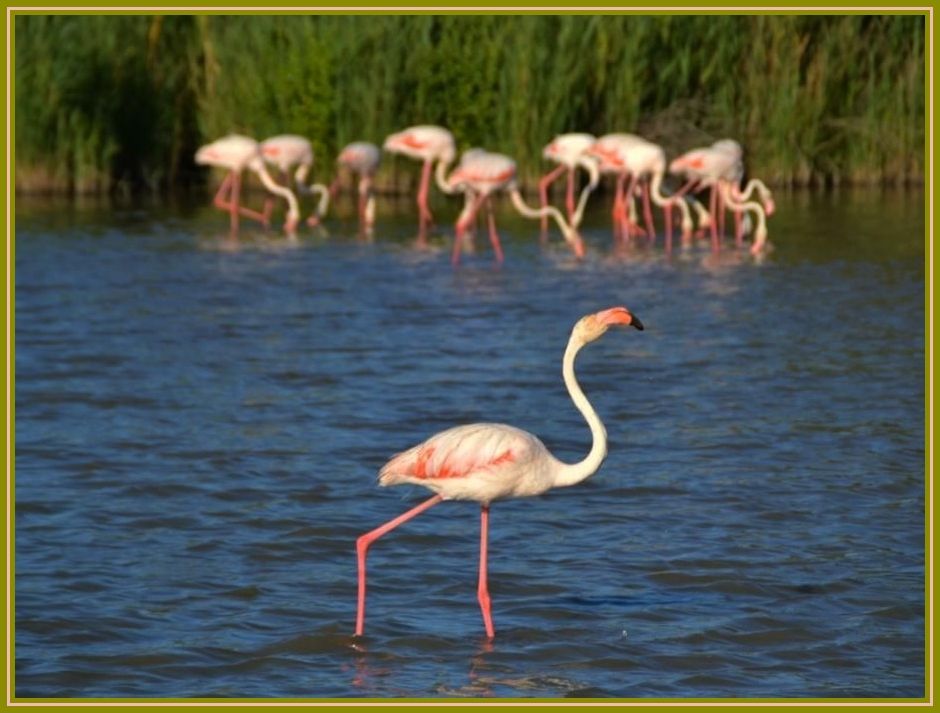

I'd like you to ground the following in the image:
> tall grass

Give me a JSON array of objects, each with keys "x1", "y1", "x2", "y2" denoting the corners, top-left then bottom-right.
[{"x1": 14, "y1": 13, "x2": 926, "y2": 193}]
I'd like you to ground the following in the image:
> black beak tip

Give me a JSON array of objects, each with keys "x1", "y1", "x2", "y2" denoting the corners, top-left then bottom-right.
[{"x1": 632, "y1": 316, "x2": 645, "y2": 331}]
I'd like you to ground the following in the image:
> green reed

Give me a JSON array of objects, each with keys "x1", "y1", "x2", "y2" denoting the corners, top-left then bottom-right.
[{"x1": 13, "y1": 13, "x2": 926, "y2": 193}]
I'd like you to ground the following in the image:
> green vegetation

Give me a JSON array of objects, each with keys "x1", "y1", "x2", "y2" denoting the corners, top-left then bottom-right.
[{"x1": 14, "y1": 13, "x2": 926, "y2": 193}]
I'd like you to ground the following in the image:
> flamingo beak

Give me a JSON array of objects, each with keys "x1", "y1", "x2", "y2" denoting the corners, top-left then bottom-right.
[{"x1": 596, "y1": 306, "x2": 644, "y2": 330}]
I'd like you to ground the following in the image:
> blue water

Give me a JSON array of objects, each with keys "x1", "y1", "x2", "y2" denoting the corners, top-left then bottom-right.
[{"x1": 14, "y1": 188, "x2": 925, "y2": 698}]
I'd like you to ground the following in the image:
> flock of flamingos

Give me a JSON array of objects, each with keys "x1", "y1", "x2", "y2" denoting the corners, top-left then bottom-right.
[
  {"x1": 195, "y1": 124, "x2": 775, "y2": 264},
  {"x1": 195, "y1": 125, "x2": 774, "y2": 640}
]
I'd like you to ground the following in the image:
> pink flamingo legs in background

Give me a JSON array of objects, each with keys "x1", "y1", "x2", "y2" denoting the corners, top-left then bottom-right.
[
  {"x1": 669, "y1": 139, "x2": 773, "y2": 253},
  {"x1": 195, "y1": 134, "x2": 300, "y2": 236},
  {"x1": 539, "y1": 133, "x2": 600, "y2": 236},
  {"x1": 383, "y1": 125, "x2": 456, "y2": 241},
  {"x1": 355, "y1": 306, "x2": 645, "y2": 639},
  {"x1": 442, "y1": 149, "x2": 585, "y2": 265},
  {"x1": 332, "y1": 142, "x2": 381, "y2": 233},
  {"x1": 585, "y1": 134, "x2": 646, "y2": 243}
]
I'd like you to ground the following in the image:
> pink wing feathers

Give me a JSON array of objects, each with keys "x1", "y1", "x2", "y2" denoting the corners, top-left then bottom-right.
[{"x1": 379, "y1": 423, "x2": 539, "y2": 485}]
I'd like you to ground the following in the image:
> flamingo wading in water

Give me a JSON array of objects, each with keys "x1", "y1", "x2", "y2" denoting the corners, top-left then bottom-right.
[
  {"x1": 355, "y1": 306, "x2": 644, "y2": 639},
  {"x1": 585, "y1": 133, "x2": 647, "y2": 243},
  {"x1": 383, "y1": 125, "x2": 456, "y2": 241},
  {"x1": 669, "y1": 140, "x2": 773, "y2": 253},
  {"x1": 331, "y1": 142, "x2": 381, "y2": 233},
  {"x1": 539, "y1": 133, "x2": 600, "y2": 235},
  {"x1": 444, "y1": 149, "x2": 585, "y2": 265},
  {"x1": 260, "y1": 134, "x2": 331, "y2": 226},
  {"x1": 195, "y1": 134, "x2": 301, "y2": 236}
]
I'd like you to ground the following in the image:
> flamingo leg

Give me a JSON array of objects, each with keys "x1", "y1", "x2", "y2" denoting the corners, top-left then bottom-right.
[
  {"x1": 623, "y1": 174, "x2": 645, "y2": 239},
  {"x1": 717, "y1": 186, "x2": 726, "y2": 240},
  {"x1": 213, "y1": 170, "x2": 274, "y2": 230},
  {"x1": 734, "y1": 208, "x2": 744, "y2": 245},
  {"x1": 361, "y1": 175, "x2": 375, "y2": 232},
  {"x1": 485, "y1": 199, "x2": 504, "y2": 264},
  {"x1": 664, "y1": 203, "x2": 673, "y2": 253},
  {"x1": 355, "y1": 494, "x2": 444, "y2": 637},
  {"x1": 612, "y1": 174, "x2": 626, "y2": 243},
  {"x1": 478, "y1": 504, "x2": 495, "y2": 639},
  {"x1": 211, "y1": 171, "x2": 234, "y2": 216},
  {"x1": 357, "y1": 188, "x2": 367, "y2": 228},
  {"x1": 538, "y1": 165, "x2": 566, "y2": 237},
  {"x1": 709, "y1": 185, "x2": 719, "y2": 249},
  {"x1": 229, "y1": 171, "x2": 242, "y2": 235},
  {"x1": 453, "y1": 193, "x2": 486, "y2": 265},
  {"x1": 417, "y1": 159, "x2": 434, "y2": 237},
  {"x1": 641, "y1": 180, "x2": 656, "y2": 241},
  {"x1": 672, "y1": 178, "x2": 698, "y2": 199},
  {"x1": 565, "y1": 168, "x2": 576, "y2": 223}
]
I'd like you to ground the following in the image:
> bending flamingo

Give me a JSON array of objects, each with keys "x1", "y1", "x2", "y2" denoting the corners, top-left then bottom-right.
[
  {"x1": 669, "y1": 142, "x2": 741, "y2": 247},
  {"x1": 718, "y1": 179, "x2": 769, "y2": 255},
  {"x1": 443, "y1": 149, "x2": 584, "y2": 265},
  {"x1": 585, "y1": 133, "x2": 646, "y2": 242},
  {"x1": 355, "y1": 306, "x2": 645, "y2": 639},
  {"x1": 669, "y1": 140, "x2": 773, "y2": 252},
  {"x1": 383, "y1": 125, "x2": 456, "y2": 241},
  {"x1": 539, "y1": 133, "x2": 601, "y2": 235},
  {"x1": 607, "y1": 137, "x2": 696, "y2": 248},
  {"x1": 195, "y1": 134, "x2": 300, "y2": 236},
  {"x1": 331, "y1": 142, "x2": 381, "y2": 233},
  {"x1": 260, "y1": 134, "x2": 331, "y2": 226}
]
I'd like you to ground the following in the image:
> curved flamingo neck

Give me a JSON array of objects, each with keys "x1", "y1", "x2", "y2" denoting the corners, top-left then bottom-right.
[
  {"x1": 307, "y1": 183, "x2": 331, "y2": 219},
  {"x1": 649, "y1": 170, "x2": 692, "y2": 228},
  {"x1": 570, "y1": 157, "x2": 600, "y2": 228},
  {"x1": 294, "y1": 163, "x2": 311, "y2": 187},
  {"x1": 253, "y1": 161, "x2": 300, "y2": 225},
  {"x1": 508, "y1": 188, "x2": 579, "y2": 249},
  {"x1": 552, "y1": 335, "x2": 608, "y2": 489},
  {"x1": 434, "y1": 156, "x2": 459, "y2": 195},
  {"x1": 719, "y1": 181, "x2": 766, "y2": 233}
]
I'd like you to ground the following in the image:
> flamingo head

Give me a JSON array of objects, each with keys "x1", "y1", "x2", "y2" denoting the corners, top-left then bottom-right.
[
  {"x1": 557, "y1": 223, "x2": 585, "y2": 260},
  {"x1": 194, "y1": 145, "x2": 217, "y2": 166},
  {"x1": 750, "y1": 225, "x2": 769, "y2": 256},
  {"x1": 574, "y1": 306, "x2": 644, "y2": 344},
  {"x1": 570, "y1": 233, "x2": 586, "y2": 260},
  {"x1": 668, "y1": 155, "x2": 697, "y2": 176},
  {"x1": 284, "y1": 212, "x2": 299, "y2": 236},
  {"x1": 762, "y1": 195, "x2": 776, "y2": 217},
  {"x1": 382, "y1": 132, "x2": 404, "y2": 152}
]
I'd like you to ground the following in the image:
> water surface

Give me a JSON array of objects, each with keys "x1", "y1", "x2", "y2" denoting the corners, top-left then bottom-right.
[{"x1": 14, "y1": 188, "x2": 925, "y2": 698}]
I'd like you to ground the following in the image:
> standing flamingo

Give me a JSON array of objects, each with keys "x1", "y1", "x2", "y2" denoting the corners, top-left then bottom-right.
[
  {"x1": 260, "y1": 134, "x2": 331, "y2": 226},
  {"x1": 539, "y1": 133, "x2": 601, "y2": 235},
  {"x1": 331, "y1": 142, "x2": 381, "y2": 233},
  {"x1": 195, "y1": 134, "x2": 300, "y2": 236},
  {"x1": 586, "y1": 133, "x2": 647, "y2": 242},
  {"x1": 355, "y1": 306, "x2": 645, "y2": 639},
  {"x1": 443, "y1": 149, "x2": 585, "y2": 265},
  {"x1": 383, "y1": 125, "x2": 456, "y2": 241}
]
